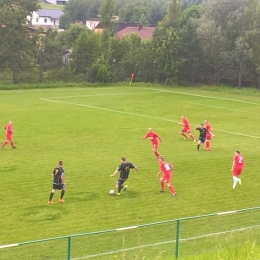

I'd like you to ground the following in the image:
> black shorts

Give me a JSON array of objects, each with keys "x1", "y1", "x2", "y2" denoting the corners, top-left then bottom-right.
[
  {"x1": 199, "y1": 137, "x2": 206, "y2": 144},
  {"x1": 116, "y1": 178, "x2": 126, "y2": 186},
  {"x1": 53, "y1": 184, "x2": 65, "y2": 190}
]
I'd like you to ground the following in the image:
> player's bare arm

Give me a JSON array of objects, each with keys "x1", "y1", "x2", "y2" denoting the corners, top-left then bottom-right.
[
  {"x1": 61, "y1": 176, "x2": 66, "y2": 185},
  {"x1": 157, "y1": 171, "x2": 162, "y2": 178},
  {"x1": 209, "y1": 131, "x2": 215, "y2": 136},
  {"x1": 110, "y1": 169, "x2": 119, "y2": 177},
  {"x1": 231, "y1": 161, "x2": 235, "y2": 171}
]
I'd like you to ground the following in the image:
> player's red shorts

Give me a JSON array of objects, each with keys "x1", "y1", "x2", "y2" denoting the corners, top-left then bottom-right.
[
  {"x1": 181, "y1": 127, "x2": 190, "y2": 133},
  {"x1": 233, "y1": 168, "x2": 243, "y2": 177},
  {"x1": 152, "y1": 142, "x2": 158, "y2": 149},
  {"x1": 206, "y1": 134, "x2": 211, "y2": 141},
  {"x1": 6, "y1": 135, "x2": 12, "y2": 141},
  {"x1": 162, "y1": 174, "x2": 171, "y2": 184}
]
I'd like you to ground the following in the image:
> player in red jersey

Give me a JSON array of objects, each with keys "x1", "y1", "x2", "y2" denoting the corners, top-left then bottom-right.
[
  {"x1": 141, "y1": 128, "x2": 162, "y2": 158},
  {"x1": 178, "y1": 116, "x2": 196, "y2": 142},
  {"x1": 204, "y1": 119, "x2": 212, "y2": 151},
  {"x1": 231, "y1": 151, "x2": 245, "y2": 189},
  {"x1": 157, "y1": 157, "x2": 176, "y2": 197},
  {"x1": 2, "y1": 121, "x2": 16, "y2": 149}
]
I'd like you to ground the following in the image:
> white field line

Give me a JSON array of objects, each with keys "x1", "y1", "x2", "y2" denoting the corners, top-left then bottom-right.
[
  {"x1": 0, "y1": 86, "x2": 131, "y2": 94},
  {"x1": 71, "y1": 224, "x2": 260, "y2": 260},
  {"x1": 45, "y1": 91, "x2": 161, "y2": 99},
  {"x1": 40, "y1": 98, "x2": 179, "y2": 123},
  {"x1": 40, "y1": 98, "x2": 260, "y2": 139},
  {"x1": 140, "y1": 87, "x2": 260, "y2": 106},
  {"x1": 0, "y1": 243, "x2": 19, "y2": 249},
  {"x1": 184, "y1": 101, "x2": 260, "y2": 115},
  {"x1": 217, "y1": 210, "x2": 237, "y2": 215}
]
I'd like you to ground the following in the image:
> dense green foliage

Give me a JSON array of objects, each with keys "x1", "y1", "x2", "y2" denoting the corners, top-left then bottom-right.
[{"x1": 1, "y1": 0, "x2": 260, "y2": 85}]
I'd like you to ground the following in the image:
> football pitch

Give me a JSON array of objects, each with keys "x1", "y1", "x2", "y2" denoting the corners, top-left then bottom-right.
[{"x1": 0, "y1": 84, "x2": 259, "y2": 257}]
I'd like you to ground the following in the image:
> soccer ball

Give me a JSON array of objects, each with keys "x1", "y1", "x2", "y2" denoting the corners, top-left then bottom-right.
[{"x1": 109, "y1": 190, "x2": 115, "y2": 195}]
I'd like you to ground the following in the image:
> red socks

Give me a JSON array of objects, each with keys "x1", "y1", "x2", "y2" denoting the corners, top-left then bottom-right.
[
  {"x1": 2, "y1": 141, "x2": 8, "y2": 147},
  {"x1": 168, "y1": 185, "x2": 175, "y2": 193},
  {"x1": 189, "y1": 134, "x2": 195, "y2": 140},
  {"x1": 160, "y1": 181, "x2": 164, "y2": 190},
  {"x1": 154, "y1": 151, "x2": 160, "y2": 158},
  {"x1": 181, "y1": 133, "x2": 187, "y2": 138}
]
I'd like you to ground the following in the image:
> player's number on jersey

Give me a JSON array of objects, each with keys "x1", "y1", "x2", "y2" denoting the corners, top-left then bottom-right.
[
  {"x1": 238, "y1": 157, "x2": 243, "y2": 164},
  {"x1": 164, "y1": 164, "x2": 171, "y2": 171}
]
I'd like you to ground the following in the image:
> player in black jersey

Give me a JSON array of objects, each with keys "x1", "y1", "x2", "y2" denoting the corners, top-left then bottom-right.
[
  {"x1": 110, "y1": 157, "x2": 138, "y2": 195},
  {"x1": 195, "y1": 124, "x2": 214, "y2": 151},
  {"x1": 48, "y1": 160, "x2": 66, "y2": 204}
]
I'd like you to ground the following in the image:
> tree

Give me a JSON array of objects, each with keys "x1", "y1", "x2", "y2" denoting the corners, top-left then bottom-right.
[
  {"x1": 37, "y1": 29, "x2": 64, "y2": 71},
  {"x1": 158, "y1": 0, "x2": 182, "y2": 29},
  {"x1": 98, "y1": 0, "x2": 116, "y2": 62},
  {"x1": 196, "y1": 0, "x2": 249, "y2": 65},
  {"x1": 56, "y1": 23, "x2": 88, "y2": 50},
  {"x1": 153, "y1": 27, "x2": 182, "y2": 84},
  {"x1": 59, "y1": 0, "x2": 99, "y2": 29},
  {"x1": 182, "y1": 0, "x2": 206, "y2": 8},
  {"x1": 119, "y1": 4, "x2": 148, "y2": 24},
  {"x1": 0, "y1": 0, "x2": 40, "y2": 69},
  {"x1": 98, "y1": 0, "x2": 116, "y2": 31},
  {"x1": 242, "y1": 0, "x2": 260, "y2": 70},
  {"x1": 70, "y1": 30, "x2": 101, "y2": 74}
]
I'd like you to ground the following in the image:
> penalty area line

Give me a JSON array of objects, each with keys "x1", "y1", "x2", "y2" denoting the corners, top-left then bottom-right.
[
  {"x1": 141, "y1": 87, "x2": 260, "y2": 106},
  {"x1": 71, "y1": 224, "x2": 260, "y2": 260},
  {"x1": 40, "y1": 98, "x2": 179, "y2": 123},
  {"x1": 184, "y1": 101, "x2": 260, "y2": 115},
  {"x1": 40, "y1": 98, "x2": 260, "y2": 140},
  {"x1": 46, "y1": 91, "x2": 162, "y2": 99}
]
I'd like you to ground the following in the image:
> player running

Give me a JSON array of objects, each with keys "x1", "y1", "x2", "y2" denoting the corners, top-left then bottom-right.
[
  {"x1": 2, "y1": 121, "x2": 16, "y2": 149},
  {"x1": 178, "y1": 116, "x2": 196, "y2": 142},
  {"x1": 110, "y1": 157, "x2": 138, "y2": 195},
  {"x1": 195, "y1": 124, "x2": 214, "y2": 151},
  {"x1": 157, "y1": 157, "x2": 176, "y2": 197},
  {"x1": 231, "y1": 151, "x2": 245, "y2": 189},
  {"x1": 204, "y1": 119, "x2": 212, "y2": 151},
  {"x1": 141, "y1": 128, "x2": 162, "y2": 158}
]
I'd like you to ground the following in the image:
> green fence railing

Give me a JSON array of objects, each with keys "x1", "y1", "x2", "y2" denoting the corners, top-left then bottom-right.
[{"x1": 1, "y1": 206, "x2": 260, "y2": 260}]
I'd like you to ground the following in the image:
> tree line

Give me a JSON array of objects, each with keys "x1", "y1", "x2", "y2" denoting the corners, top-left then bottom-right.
[{"x1": 0, "y1": 0, "x2": 259, "y2": 86}]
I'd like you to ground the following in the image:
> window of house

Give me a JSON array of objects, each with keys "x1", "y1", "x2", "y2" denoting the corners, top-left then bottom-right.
[
  {"x1": 44, "y1": 18, "x2": 47, "y2": 23},
  {"x1": 36, "y1": 18, "x2": 39, "y2": 22}
]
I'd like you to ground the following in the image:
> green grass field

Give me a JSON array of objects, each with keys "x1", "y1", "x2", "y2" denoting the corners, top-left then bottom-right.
[
  {"x1": 41, "y1": 3, "x2": 65, "y2": 10},
  {"x1": 0, "y1": 84, "x2": 260, "y2": 259}
]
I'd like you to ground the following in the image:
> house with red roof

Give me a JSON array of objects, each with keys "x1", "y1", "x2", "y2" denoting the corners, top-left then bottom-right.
[{"x1": 115, "y1": 24, "x2": 155, "y2": 40}]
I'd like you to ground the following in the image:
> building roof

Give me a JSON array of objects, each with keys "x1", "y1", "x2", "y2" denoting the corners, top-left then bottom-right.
[
  {"x1": 36, "y1": 9, "x2": 64, "y2": 19},
  {"x1": 41, "y1": 0, "x2": 51, "y2": 4},
  {"x1": 115, "y1": 21, "x2": 139, "y2": 32},
  {"x1": 115, "y1": 25, "x2": 155, "y2": 40}
]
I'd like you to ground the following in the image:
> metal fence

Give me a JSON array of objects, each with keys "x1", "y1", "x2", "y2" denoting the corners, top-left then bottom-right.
[
  {"x1": 0, "y1": 54, "x2": 260, "y2": 88},
  {"x1": 1, "y1": 207, "x2": 260, "y2": 260},
  {"x1": 192, "y1": 63, "x2": 260, "y2": 89}
]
